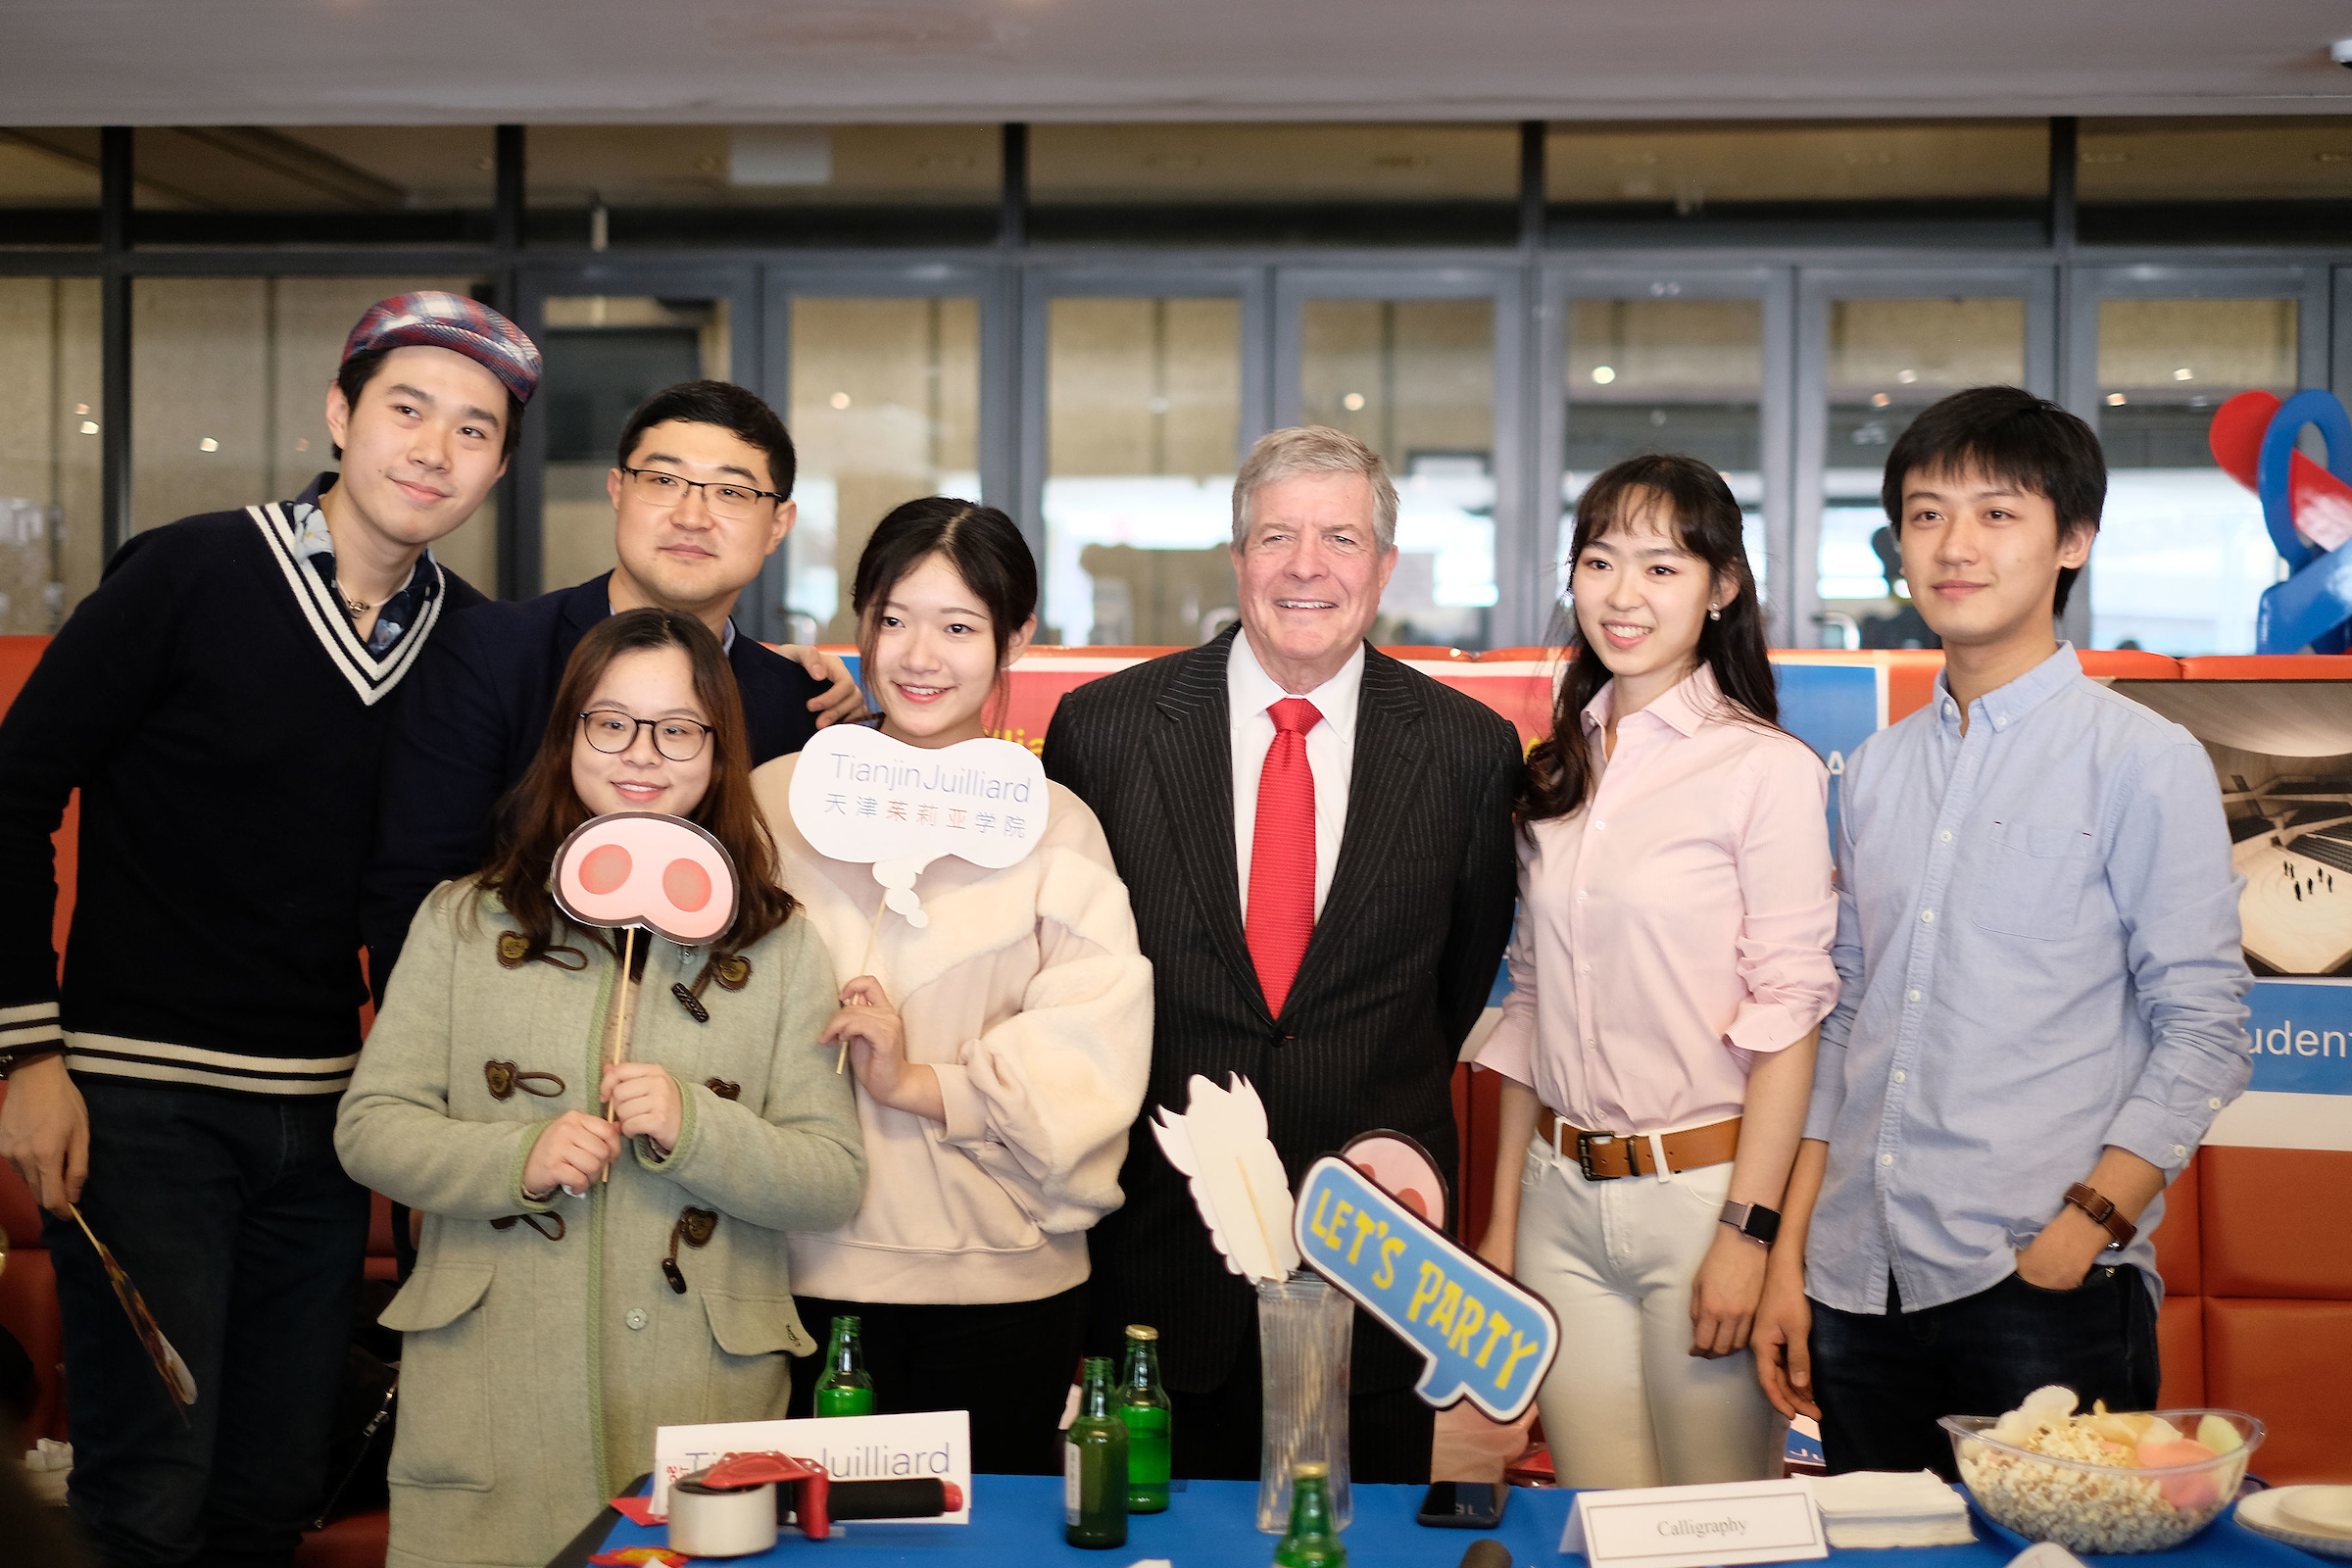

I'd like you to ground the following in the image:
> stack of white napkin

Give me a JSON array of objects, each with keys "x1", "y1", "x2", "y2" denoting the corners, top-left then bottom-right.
[{"x1": 1810, "y1": 1470, "x2": 1976, "y2": 1548}]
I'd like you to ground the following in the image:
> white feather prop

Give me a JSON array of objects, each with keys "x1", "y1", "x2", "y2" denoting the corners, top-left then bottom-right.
[{"x1": 1150, "y1": 1073, "x2": 1300, "y2": 1284}]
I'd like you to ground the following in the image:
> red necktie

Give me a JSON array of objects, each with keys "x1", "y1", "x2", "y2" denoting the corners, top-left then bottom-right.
[{"x1": 1247, "y1": 697, "x2": 1322, "y2": 1018}]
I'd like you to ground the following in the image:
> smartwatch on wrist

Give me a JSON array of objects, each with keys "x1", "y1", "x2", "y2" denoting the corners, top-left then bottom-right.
[{"x1": 1719, "y1": 1200, "x2": 1781, "y2": 1248}]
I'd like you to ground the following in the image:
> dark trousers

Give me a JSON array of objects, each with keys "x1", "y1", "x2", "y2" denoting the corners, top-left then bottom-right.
[
  {"x1": 1166, "y1": 1332, "x2": 1437, "y2": 1487},
  {"x1": 785, "y1": 1285, "x2": 1088, "y2": 1477},
  {"x1": 47, "y1": 1079, "x2": 368, "y2": 1568},
  {"x1": 1809, "y1": 1265, "x2": 2160, "y2": 1478}
]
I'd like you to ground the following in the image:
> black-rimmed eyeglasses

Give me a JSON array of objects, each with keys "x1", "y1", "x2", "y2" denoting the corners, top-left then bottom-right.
[
  {"x1": 617, "y1": 466, "x2": 784, "y2": 523},
  {"x1": 579, "y1": 709, "x2": 713, "y2": 762}
]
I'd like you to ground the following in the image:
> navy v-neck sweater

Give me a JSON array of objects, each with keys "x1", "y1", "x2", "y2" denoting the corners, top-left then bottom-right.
[{"x1": 0, "y1": 491, "x2": 483, "y2": 1097}]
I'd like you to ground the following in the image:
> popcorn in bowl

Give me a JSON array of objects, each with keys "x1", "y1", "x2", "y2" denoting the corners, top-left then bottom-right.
[{"x1": 1940, "y1": 1387, "x2": 2265, "y2": 1554}]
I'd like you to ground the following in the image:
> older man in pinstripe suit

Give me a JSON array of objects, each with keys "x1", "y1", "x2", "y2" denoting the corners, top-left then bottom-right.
[{"x1": 1044, "y1": 425, "x2": 1522, "y2": 1484}]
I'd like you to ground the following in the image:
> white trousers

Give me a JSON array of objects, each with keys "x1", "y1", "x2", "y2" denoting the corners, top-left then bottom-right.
[{"x1": 1513, "y1": 1135, "x2": 1787, "y2": 1488}]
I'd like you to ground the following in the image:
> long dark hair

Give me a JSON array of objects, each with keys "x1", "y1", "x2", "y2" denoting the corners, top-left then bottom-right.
[
  {"x1": 475, "y1": 608, "x2": 794, "y2": 957},
  {"x1": 1518, "y1": 453, "x2": 1779, "y2": 825},
  {"x1": 852, "y1": 497, "x2": 1037, "y2": 727}
]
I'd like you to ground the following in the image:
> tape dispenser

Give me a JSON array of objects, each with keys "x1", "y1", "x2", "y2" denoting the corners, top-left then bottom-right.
[{"x1": 667, "y1": 1451, "x2": 964, "y2": 1556}]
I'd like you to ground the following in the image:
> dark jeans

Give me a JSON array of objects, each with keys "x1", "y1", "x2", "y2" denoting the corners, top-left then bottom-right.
[
  {"x1": 785, "y1": 1285, "x2": 1089, "y2": 1477},
  {"x1": 1809, "y1": 1265, "x2": 2160, "y2": 1478},
  {"x1": 46, "y1": 1080, "x2": 368, "y2": 1568},
  {"x1": 1164, "y1": 1332, "x2": 1437, "y2": 1488}
]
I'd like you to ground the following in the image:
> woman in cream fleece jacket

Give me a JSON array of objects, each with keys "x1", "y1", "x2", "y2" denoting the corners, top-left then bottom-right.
[{"x1": 751, "y1": 498, "x2": 1151, "y2": 1475}]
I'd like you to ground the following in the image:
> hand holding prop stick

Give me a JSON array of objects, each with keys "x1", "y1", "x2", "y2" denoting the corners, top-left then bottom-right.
[{"x1": 550, "y1": 811, "x2": 741, "y2": 1185}]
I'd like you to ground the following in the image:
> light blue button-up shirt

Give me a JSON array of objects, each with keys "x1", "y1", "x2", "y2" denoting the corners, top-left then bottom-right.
[{"x1": 1803, "y1": 644, "x2": 2252, "y2": 1314}]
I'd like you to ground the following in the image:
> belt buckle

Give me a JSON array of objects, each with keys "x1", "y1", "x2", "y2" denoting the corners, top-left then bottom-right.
[{"x1": 1574, "y1": 1130, "x2": 1622, "y2": 1182}]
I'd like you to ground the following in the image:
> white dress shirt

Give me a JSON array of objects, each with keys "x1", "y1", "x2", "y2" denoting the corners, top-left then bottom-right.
[{"x1": 1228, "y1": 631, "x2": 1363, "y2": 921}]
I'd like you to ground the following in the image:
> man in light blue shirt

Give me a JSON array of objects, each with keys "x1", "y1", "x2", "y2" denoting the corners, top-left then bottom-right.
[{"x1": 1752, "y1": 386, "x2": 2253, "y2": 1476}]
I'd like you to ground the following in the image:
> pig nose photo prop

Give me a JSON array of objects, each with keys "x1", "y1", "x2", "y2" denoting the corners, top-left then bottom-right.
[
  {"x1": 552, "y1": 812, "x2": 743, "y2": 1171},
  {"x1": 553, "y1": 811, "x2": 739, "y2": 947}
]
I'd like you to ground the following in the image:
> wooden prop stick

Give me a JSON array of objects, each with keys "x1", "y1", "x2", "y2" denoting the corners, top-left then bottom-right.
[
  {"x1": 838, "y1": 900, "x2": 889, "y2": 1074},
  {"x1": 603, "y1": 924, "x2": 639, "y2": 1183}
]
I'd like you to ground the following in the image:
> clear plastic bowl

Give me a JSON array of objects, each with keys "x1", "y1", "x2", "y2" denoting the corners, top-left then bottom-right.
[{"x1": 1941, "y1": 1409, "x2": 2265, "y2": 1554}]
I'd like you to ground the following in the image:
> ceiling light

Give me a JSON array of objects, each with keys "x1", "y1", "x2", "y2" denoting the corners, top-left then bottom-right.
[
  {"x1": 2174, "y1": 368, "x2": 2194, "y2": 380},
  {"x1": 78, "y1": 420, "x2": 97, "y2": 435},
  {"x1": 1591, "y1": 366, "x2": 1616, "y2": 385},
  {"x1": 1871, "y1": 392, "x2": 1891, "y2": 408},
  {"x1": 1343, "y1": 392, "x2": 1366, "y2": 411},
  {"x1": 830, "y1": 392, "x2": 851, "y2": 410},
  {"x1": 75, "y1": 403, "x2": 88, "y2": 416},
  {"x1": 1897, "y1": 369, "x2": 1918, "y2": 384},
  {"x1": 2106, "y1": 392, "x2": 2128, "y2": 406},
  {"x1": 199, "y1": 437, "x2": 219, "y2": 452}
]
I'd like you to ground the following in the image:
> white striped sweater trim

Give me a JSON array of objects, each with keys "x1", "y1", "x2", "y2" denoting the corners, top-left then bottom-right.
[
  {"x1": 245, "y1": 503, "x2": 445, "y2": 708},
  {"x1": 66, "y1": 1032, "x2": 359, "y2": 1096},
  {"x1": 0, "y1": 1000, "x2": 63, "y2": 1051}
]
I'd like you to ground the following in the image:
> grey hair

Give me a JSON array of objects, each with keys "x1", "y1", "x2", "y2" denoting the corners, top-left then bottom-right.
[{"x1": 1230, "y1": 425, "x2": 1399, "y2": 553}]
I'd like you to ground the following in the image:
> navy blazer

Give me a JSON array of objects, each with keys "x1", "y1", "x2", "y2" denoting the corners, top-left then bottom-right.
[{"x1": 361, "y1": 571, "x2": 823, "y2": 1001}]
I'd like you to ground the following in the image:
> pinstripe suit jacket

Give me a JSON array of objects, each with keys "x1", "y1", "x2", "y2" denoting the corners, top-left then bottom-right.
[{"x1": 1043, "y1": 628, "x2": 1522, "y2": 1394}]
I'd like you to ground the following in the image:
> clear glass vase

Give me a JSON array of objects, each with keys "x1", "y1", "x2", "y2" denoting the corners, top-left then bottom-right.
[{"x1": 1255, "y1": 1270, "x2": 1352, "y2": 1533}]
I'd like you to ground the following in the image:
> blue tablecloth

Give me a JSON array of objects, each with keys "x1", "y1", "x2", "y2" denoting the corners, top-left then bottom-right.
[{"x1": 586, "y1": 1475, "x2": 2320, "y2": 1568}]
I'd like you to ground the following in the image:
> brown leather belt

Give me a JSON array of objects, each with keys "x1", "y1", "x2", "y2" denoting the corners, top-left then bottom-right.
[{"x1": 1537, "y1": 1107, "x2": 1741, "y2": 1181}]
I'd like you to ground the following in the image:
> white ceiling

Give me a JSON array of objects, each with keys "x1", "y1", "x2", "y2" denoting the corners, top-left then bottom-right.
[{"x1": 6, "y1": 0, "x2": 2352, "y2": 125}]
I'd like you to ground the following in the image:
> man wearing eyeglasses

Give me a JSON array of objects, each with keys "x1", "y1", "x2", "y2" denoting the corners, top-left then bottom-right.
[{"x1": 362, "y1": 379, "x2": 861, "y2": 1004}]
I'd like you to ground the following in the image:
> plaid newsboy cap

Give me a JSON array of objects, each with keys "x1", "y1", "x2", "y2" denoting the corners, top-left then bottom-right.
[{"x1": 341, "y1": 291, "x2": 541, "y2": 404}]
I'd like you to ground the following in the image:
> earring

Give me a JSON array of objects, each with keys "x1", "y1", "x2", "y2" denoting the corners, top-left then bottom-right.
[{"x1": 1707, "y1": 604, "x2": 1722, "y2": 621}]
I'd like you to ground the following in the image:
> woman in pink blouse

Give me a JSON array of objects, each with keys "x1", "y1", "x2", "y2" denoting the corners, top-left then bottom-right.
[{"x1": 1474, "y1": 453, "x2": 1838, "y2": 1486}]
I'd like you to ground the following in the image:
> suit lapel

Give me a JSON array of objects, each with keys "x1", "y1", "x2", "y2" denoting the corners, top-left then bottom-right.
[
  {"x1": 1148, "y1": 631, "x2": 1268, "y2": 1025},
  {"x1": 1285, "y1": 647, "x2": 1427, "y2": 1010}
]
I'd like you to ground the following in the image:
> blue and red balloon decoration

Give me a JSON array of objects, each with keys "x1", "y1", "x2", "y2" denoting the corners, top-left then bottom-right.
[{"x1": 2211, "y1": 389, "x2": 2352, "y2": 655}]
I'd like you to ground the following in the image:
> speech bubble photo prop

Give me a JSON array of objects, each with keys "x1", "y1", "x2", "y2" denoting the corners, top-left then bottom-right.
[
  {"x1": 1294, "y1": 1154, "x2": 1560, "y2": 1421},
  {"x1": 788, "y1": 724, "x2": 1049, "y2": 930}
]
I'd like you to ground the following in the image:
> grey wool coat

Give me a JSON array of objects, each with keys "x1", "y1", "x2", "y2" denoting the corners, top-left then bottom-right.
[{"x1": 336, "y1": 884, "x2": 866, "y2": 1568}]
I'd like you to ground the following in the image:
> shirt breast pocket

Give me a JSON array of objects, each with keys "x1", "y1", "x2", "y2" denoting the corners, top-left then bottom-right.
[{"x1": 1970, "y1": 820, "x2": 2097, "y2": 940}]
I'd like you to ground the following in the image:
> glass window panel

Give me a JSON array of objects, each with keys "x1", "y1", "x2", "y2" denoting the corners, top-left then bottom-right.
[
  {"x1": 1300, "y1": 298, "x2": 1497, "y2": 649},
  {"x1": 2079, "y1": 119, "x2": 2352, "y2": 244},
  {"x1": 525, "y1": 125, "x2": 999, "y2": 246},
  {"x1": 0, "y1": 278, "x2": 102, "y2": 629},
  {"x1": 1044, "y1": 297, "x2": 1242, "y2": 646},
  {"x1": 1030, "y1": 124, "x2": 1518, "y2": 245},
  {"x1": 2090, "y1": 298, "x2": 2299, "y2": 657},
  {"x1": 538, "y1": 296, "x2": 733, "y2": 595},
  {"x1": 131, "y1": 127, "x2": 495, "y2": 246},
  {"x1": 1547, "y1": 121, "x2": 2047, "y2": 245},
  {"x1": 1816, "y1": 297, "x2": 2026, "y2": 645},
  {"x1": 0, "y1": 129, "x2": 101, "y2": 248},
  {"x1": 1561, "y1": 297, "x2": 1766, "y2": 607},
  {"x1": 785, "y1": 297, "x2": 982, "y2": 643},
  {"x1": 130, "y1": 276, "x2": 501, "y2": 590}
]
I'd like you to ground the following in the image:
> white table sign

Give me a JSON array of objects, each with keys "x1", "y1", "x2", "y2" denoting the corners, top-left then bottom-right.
[
  {"x1": 651, "y1": 1410, "x2": 971, "y2": 1523},
  {"x1": 1563, "y1": 1478, "x2": 1826, "y2": 1568},
  {"x1": 789, "y1": 725, "x2": 1049, "y2": 926}
]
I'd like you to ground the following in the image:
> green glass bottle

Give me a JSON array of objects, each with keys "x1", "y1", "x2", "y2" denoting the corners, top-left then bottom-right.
[
  {"x1": 1063, "y1": 1355, "x2": 1128, "y2": 1548},
  {"x1": 1117, "y1": 1324, "x2": 1173, "y2": 1512},
  {"x1": 1273, "y1": 1462, "x2": 1346, "y2": 1568},
  {"x1": 812, "y1": 1315, "x2": 875, "y2": 1417}
]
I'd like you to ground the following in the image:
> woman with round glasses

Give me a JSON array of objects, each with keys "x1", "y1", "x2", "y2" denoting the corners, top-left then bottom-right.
[{"x1": 338, "y1": 608, "x2": 865, "y2": 1568}]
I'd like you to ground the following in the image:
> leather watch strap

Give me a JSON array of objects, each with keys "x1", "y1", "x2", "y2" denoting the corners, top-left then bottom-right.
[{"x1": 2062, "y1": 1181, "x2": 2137, "y2": 1250}]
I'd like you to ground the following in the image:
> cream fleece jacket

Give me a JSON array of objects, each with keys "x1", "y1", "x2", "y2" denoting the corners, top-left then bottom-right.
[{"x1": 753, "y1": 752, "x2": 1153, "y2": 1304}]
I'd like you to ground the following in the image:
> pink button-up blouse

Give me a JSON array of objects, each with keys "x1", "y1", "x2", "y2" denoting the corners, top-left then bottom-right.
[{"x1": 1475, "y1": 663, "x2": 1839, "y2": 1136}]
